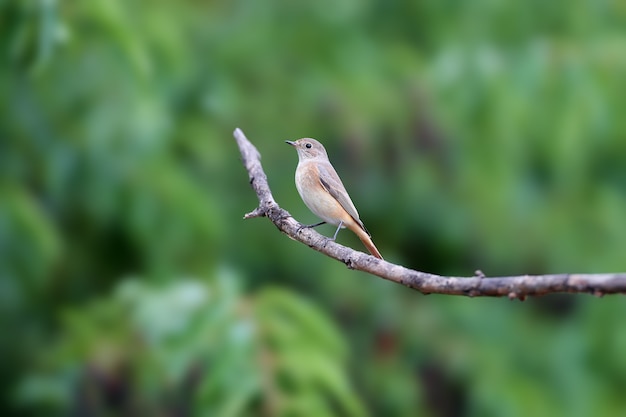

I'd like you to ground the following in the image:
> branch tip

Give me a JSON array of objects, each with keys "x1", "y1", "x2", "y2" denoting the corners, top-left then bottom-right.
[{"x1": 244, "y1": 207, "x2": 266, "y2": 219}]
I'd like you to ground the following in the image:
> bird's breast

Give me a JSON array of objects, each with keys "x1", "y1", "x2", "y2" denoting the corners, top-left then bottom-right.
[{"x1": 295, "y1": 161, "x2": 345, "y2": 226}]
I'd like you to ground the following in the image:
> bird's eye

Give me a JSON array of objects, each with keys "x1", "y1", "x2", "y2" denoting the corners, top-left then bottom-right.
[{"x1": 305, "y1": 143, "x2": 312, "y2": 149}]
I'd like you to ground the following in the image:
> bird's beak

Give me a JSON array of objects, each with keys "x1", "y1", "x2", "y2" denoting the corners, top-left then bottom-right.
[{"x1": 285, "y1": 140, "x2": 295, "y2": 146}]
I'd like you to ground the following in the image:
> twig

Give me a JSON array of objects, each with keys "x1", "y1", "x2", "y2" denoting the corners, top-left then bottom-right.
[{"x1": 233, "y1": 128, "x2": 626, "y2": 298}]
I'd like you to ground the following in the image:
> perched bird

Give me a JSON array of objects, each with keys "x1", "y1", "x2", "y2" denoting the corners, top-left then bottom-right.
[{"x1": 286, "y1": 138, "x2": 383, "y2": 259}]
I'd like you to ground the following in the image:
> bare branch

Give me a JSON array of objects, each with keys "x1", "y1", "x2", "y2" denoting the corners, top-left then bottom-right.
[{"x1": 233, "y1": 128, "x2": 626, "y2": 298}]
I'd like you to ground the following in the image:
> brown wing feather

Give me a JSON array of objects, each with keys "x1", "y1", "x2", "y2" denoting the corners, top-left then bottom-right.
[{"x1": 317, "y1": 162, "x2": 369, "y2": 235}]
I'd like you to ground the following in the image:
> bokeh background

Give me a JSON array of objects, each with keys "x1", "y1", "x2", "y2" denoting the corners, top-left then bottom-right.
[{"x1": 2, "y1": 0, "x2": 626, "y2": 416}]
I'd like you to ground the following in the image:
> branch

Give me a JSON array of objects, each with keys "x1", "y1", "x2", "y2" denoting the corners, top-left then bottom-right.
[{"x1": 233, "y1": 128, "x2": 626, "y2": 298}]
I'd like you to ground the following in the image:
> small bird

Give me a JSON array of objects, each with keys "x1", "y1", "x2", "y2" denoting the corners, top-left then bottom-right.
[{"x1": 286, "y1": 138, "x2": 383, "y2": 259}]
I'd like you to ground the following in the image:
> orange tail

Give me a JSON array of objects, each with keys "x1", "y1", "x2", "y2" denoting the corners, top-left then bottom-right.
[{"x1": 351, "y1": 225, "x2": 383, "y2": 260}]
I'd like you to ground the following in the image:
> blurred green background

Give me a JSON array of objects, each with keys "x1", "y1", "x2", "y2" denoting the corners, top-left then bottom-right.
[{"x1": 2, "y1": 0, "x2": 626, "y2": 416}]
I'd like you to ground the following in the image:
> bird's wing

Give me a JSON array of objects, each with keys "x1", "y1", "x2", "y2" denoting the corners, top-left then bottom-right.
[{"x1": 317, "y1": 162, "x2": 369, "y2": 234}]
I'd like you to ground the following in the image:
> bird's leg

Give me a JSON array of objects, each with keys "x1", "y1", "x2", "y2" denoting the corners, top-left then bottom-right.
[
  {"x1": 329, "y1": 221, "x2": 343, "y2": 241},
  {"x1": 297, "y1": 221, "x2": 326, "y2": 234}
]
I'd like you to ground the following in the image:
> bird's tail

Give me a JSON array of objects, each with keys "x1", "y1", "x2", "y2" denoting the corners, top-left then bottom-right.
[{"x1": 352, "y1": 226, "x2": 383, "y2": 260}]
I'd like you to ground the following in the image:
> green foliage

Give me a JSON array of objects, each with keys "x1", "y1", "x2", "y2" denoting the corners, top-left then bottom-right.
[
  {"x1": 2, "y1": 0, "x2": 626, "y2": 415},
  {"x1": 16, "y1": 277, "x2": 365, "y2": 416}
]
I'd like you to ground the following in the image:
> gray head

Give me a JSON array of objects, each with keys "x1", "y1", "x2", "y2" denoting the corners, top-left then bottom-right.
[{"x1": 285, "y1": 138, "x2": 329, "y2": 161}]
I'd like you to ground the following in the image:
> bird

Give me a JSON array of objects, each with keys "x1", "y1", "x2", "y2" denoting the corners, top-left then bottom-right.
[{"x1": 285, "y1": 138, "x2": 383, "y2": 259}]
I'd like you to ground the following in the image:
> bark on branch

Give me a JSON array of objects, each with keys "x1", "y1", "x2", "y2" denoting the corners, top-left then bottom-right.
[{"x1": 233, "y1": 128, "x2": 626, "y2": 298}]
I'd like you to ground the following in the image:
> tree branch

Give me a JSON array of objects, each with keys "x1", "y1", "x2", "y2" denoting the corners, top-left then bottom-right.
[{"x1": 233, "y1": 128, "x2": 626, "y2": 298}]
